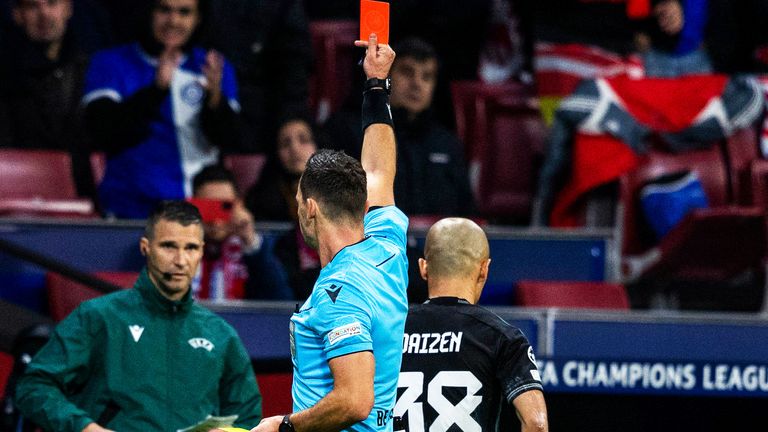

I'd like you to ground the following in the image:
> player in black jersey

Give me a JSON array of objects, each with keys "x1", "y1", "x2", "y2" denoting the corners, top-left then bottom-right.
[{"x1": 395, "y1": 218, "x2": 548, "y2": 432}]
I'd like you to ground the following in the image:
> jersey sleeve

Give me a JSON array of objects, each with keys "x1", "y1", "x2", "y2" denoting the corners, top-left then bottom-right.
[
  {"x1": 364, "y1": 206, "x2": 408, "y2": 251},
  {"x1": 82, "y1": 49, "x2": 125, "y2": 105},
  {"x1": 496, "y1": 328, "x2": 544, "y2": 402},
  {"x1": 221, "y1": 58, "x2": 241, "y2": 112},
  {"x1": 313, "y1": 278, "x2": 374, "y2": 360},
  {"x1": 15, "y1": 304, "x2": 103, "y2": 432}
]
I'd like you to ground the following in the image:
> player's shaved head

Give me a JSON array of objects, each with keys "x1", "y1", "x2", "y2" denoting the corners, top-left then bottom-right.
[{"x1": 423, "y1": 218, "x2": 489, "y2": 279}]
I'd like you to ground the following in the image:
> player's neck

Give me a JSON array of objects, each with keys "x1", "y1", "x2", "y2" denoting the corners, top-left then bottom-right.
[
  {"x1": 316, "y1": 222, "x2": 366, "y2": 267},
  {"x1": 427, "y1": 280, "x2": 478, "y2": 304}
]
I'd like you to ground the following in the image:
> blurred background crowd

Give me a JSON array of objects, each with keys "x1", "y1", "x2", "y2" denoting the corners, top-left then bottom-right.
[{"x1": 2, "y1": 0, "x2": 768, "y2": 310}]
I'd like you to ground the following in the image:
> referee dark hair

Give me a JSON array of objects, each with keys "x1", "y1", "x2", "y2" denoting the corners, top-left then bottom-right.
[{"x1": 395, "y1": 217, "x2": 549, "y2": 432}]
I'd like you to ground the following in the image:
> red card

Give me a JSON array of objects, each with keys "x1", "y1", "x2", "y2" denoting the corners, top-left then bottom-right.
[{"x1": 360, "y1": 0, "x2": 389, "y2": 45}]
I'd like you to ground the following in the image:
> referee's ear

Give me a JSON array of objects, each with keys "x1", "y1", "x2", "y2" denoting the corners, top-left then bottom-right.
[{"x1": 418, "y1": 258, "x2": 428, "y2": 281}]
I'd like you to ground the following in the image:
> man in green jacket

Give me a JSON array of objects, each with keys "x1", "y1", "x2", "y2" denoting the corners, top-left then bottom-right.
[{"x1": 15, "y1": 200, "x2": 262, "y2": 432}]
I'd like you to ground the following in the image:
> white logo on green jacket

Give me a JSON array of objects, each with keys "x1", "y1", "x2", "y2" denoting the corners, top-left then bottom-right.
[
  {"x1": 129, "y1": 325, "x2": 144, "y2": 342},
  {"x1": 188, "y1": 338, "x2": 214, "y2": 352}
]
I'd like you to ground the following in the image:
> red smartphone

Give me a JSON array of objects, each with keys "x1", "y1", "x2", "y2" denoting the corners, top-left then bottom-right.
[{"x1": 187, "y1": 198, "x2": 233, "y2": 223}]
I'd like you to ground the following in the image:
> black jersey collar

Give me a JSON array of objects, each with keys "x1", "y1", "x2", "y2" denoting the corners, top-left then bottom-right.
[{"x1": 425, "y1": 296, "x2": 471, "y2": 305}]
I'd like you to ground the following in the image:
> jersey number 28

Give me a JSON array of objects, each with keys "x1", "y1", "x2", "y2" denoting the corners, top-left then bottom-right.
[{"x1": 395, "y1": 371, "x2": 482, "y2": 432}]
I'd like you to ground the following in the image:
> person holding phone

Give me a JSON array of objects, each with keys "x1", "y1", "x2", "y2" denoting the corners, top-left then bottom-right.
[{"x1": 191, "y1": 164, "x2": 293, "y2": 300}]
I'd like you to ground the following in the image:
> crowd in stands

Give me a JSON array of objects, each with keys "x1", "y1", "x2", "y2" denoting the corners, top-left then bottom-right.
[{"x1": 2, "y1": 0, "x2": 768, "y2": 308}]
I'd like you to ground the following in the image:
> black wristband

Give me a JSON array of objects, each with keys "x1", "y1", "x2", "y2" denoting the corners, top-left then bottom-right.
[
  {"x1": 278, "y1": 414, "x2": 296, "y2": 432},
  {"x1": 361, "y1": 89, "x2": 393, "y2": 132}
]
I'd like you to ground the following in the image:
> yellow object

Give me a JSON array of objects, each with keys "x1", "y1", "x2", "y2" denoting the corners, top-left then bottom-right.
[
  {"x1": 215, "y1": 429, "x2": 250, "y2": 432},
  {"x1": 538, "y1": 96, "x2": 564, "y2": 127}
]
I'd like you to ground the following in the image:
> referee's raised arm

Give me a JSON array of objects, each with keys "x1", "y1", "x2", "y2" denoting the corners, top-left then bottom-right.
[{"x1": 355, "y1": 33, "x2": 396, "y2": 208}]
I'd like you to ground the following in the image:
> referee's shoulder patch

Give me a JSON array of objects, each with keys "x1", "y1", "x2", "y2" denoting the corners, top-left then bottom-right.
[{"x1": 328, "y1": 321, "x2": 362, "y2": 345}]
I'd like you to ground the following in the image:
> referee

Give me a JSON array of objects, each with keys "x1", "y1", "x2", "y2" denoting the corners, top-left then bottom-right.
[
  {"x1": 395, "y1": 218, "x2": 548, "y2": 432},
  {"x1": 251, "y1": 33, "x2": 408, "y2": 432}
]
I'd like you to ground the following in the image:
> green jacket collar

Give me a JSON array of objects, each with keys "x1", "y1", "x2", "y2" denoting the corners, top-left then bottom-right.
[{"x1": 134, "y1": 267, "x2": 194, "y2": 314}]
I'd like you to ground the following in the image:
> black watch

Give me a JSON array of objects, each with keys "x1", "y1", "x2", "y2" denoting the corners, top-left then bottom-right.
[
  {"x1": 278, "y1": 414, "x2": 296, "y2": 432},
  {"x1": 364, "y1": 77, "x2": 391, "y2": 94}
]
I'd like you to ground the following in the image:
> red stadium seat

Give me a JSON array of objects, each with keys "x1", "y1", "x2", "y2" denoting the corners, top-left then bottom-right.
[
  {"x1": 0, "y1": 351, "x2": 12, "y2": 400},
  {"x1": 723, "y1": 126, "x2": 760, "y2": 204},
  {"x1": 618, "y1": 144, "x2": 767, "y2": 310},
  {"x1": 222, "y1": 153, "x2": 268, "y2": 195},
  {"x1": 450, "y1": 80, "x2": 536, "y2": 163},
  {"x1": 308, "y1": 20, "x2": 359, "y2": 124},
  {"x1": 0, "y1": 149, "x2": 97, "y2": 218},
  {"x1": 0, "y1": 149, "x2": 78, "y2": 199},
  {"x1": 46, "y1": 271, "x2": 138, "y2": 322},
  {"x1": 474, "y1": 96, "x2": 548, "y2": 222},
  {"x1": 515, "y1": 280, "x2": 630, "y2": 310},
  {"x1": 618, "y1": 145, "x2": 730, "y2": 256}
]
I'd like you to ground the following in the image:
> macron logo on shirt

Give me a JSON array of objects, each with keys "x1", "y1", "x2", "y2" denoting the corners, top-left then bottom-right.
[
  {"x1": 325, "y1": 284, "x2": 342, "y2": 303},
  {"x1": 129, "y1": 325, "x2": 144, "y2": 343}
]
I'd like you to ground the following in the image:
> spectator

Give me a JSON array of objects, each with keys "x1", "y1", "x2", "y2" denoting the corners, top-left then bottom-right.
[
  {"x1": 245, "y1": 117, "x2": 320, "y2": 300},
  {"x1": 204, "y1": 0, "x2": 313, "y2": 153},
  {"x1": 15, "y1": 200, "x2": 262, "y2": 431},
  {"x1": 635, "y1": 0, "x2": 713, "y2": 77},
  {"x1": 245, "y1": 117, "x2": 317, "y2": 222},
  {"x1": 321, "y1": 36, "x2": 475, "y2": 218},
  {"x1": 82, "y1": 0, "x2": 245, "y2": 219},
  {"x1": 191, "y1": 164, "x2": 293, "y2": 300},
  {"x1": 0, "y1": 0, "x2": 95, "y2": 197}
]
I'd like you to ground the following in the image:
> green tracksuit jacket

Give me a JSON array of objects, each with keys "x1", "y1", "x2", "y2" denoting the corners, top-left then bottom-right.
[{"x1": 15, "y1": 268, "x2": 262, "y2": 431}]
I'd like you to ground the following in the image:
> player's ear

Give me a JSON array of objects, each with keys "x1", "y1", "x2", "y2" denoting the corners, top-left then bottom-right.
[
  {"x1": 139, "y1": 237, "x2": 149, "y2": 256},
  {"x1": 418, "y1": 258, "x2": 428, "y2": 281},
  {"x1": 477, "y1": 258, "x2": 491, "y2": 285}
]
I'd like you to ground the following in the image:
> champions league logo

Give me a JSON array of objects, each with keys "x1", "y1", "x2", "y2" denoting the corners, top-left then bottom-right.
[
  {"x1": 528, "y1": 346, "x2": 537, "y2": 364},
  {"x1": 181, "y1": 81, "x2": 205, "y2": 106}
]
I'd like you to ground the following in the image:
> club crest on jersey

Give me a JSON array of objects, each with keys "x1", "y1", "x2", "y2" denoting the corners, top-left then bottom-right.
[
  {"x1": 328, "y1": 322, "x2": 362, "y2": 345},
  {"x1": 181, "y1": 81, "x2": 204, "y2": 105},
  {"x1": 188, "y1": 337, "x2": 214, "y2": 352}
]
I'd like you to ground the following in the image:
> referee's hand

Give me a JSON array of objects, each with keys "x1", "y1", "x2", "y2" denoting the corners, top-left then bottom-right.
[{"x1": 354, "y1": 33, "x2": 395, "y2": 80}]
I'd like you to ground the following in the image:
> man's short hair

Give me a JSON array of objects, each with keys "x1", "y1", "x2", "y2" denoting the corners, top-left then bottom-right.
[
  {"x1": 299, "y1": 149, "x2": 367, "y2": 222},
  {"x1": 393, "y1": 37, "x2": 438, "y2": 63},
  {"x1": 192, "y1": 164, "x2": 237, "y2": 195},
  {"x1": 144, "y1": 200, "x2": 202, "y2": 240}
]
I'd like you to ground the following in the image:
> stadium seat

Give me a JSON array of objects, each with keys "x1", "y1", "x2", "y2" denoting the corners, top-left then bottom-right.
[
  {"x1": 0, "y1": 351, "x2": 11, "y2": 400},
  {"x1": 474, "y1": 95, "x2": 547, "y2": 223},
  {"x1": 0, "y1": 149, "x2": 96, "y2": 218},
  {"x1": 0, "y1": 149, "x2": 78, "y2": 199},
  {"x1": 450, "y1": 80, "x2": 536, "y2": 163},
  {"x1": 515, "y1": 280, "x2": 630, "y2": 310},
  {"x1": 618, "y1": 145, "x2": 730, "y2": 256},
  {"x1": 222, "y1": 153, "x2": 268, "y2": 195},
  {"x1": 723, "y1": 126, "x2": 760, "y2": 204},
  {"x1": 46, "y1": 271, "x2": 138, "y2": 322},
  {"x1": 750, "y1": 159, "x2": 768, "y2": 210},
  {"x1": 618, "y1": 144, "x2": 767, "y2": 310},
  {"x1": 308, "y1": 20, "x2": 359, "y2": 124}
]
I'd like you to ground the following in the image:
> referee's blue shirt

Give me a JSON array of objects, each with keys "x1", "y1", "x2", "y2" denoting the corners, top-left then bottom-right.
[{"x1": 290, "y1": 206, "x2": 409, "y2": 431}]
